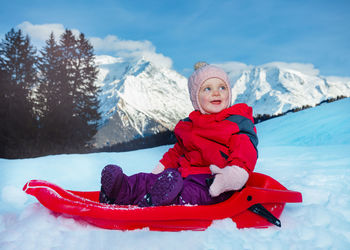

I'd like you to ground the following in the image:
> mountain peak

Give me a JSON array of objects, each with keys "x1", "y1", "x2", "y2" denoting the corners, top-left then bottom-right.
[
  {"x1": 93, "y1": 55, "x2": 191, "y2": 148},
  {"x1": 229, "y1": 63, "x2": 350, "y2": 115}
]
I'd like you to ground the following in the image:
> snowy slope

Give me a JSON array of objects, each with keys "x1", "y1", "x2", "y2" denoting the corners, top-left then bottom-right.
[
  {"x1": 94, "y1": 56, "x2": 350, "y2": 148},
  {"x1": 0, "y1": 98, "x2": 350, "y2": 249}
]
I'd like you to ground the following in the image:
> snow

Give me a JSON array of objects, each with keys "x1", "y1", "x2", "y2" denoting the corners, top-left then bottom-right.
[{"x1": 1, "y1": 98, "x2": 350, "y2": 250}]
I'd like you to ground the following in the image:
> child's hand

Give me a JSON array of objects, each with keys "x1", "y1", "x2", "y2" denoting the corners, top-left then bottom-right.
[
  {"x1": 151, "y1": 162, "x2": 165, "y2": 174},
  {"x1": 209, "y1": 165, "x2": 249, "y2": 197}
]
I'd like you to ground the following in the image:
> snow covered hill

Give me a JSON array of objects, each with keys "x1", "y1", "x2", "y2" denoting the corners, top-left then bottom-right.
[
  {"x1": 93, "y1": 56, "x2": 350, "y2": 148},
  {"x1": 1, "y1": 98, "x2": 349, "y2": 249}
]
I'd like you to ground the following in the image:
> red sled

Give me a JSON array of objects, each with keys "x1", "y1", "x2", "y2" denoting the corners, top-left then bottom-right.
[{"x1": 23, "y1": 172, "x2": 302, "y2": 231}]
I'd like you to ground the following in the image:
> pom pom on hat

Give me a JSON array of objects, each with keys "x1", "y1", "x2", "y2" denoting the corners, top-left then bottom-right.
[
  {"x1": 194, "y1": 61, "x2": 208, "y2": 70},
  {"x1": 188, "y1": 62, "x2": 232, "y2": 113}
]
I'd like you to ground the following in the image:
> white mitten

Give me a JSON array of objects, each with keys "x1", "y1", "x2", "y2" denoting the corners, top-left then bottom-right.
[
  {"x1": 209, "y1": 165, "x2": 249, "y2": 197},
  {"x1": 151, "y1": 162, "x2": 165, "y2": 174}
]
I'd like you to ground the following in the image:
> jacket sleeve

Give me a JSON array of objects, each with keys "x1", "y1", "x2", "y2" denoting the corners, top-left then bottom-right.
[
  {"x1": 159, "y1": 140, "x2": 184, "y2": 169},
  {"x1": 225, "y1": 107, "x2": 258, "y2": 173}
]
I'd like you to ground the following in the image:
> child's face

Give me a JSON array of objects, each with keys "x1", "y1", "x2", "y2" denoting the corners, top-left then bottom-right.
[{"x1": 198, "y1": 78, "x2": 229, "y2": 114}]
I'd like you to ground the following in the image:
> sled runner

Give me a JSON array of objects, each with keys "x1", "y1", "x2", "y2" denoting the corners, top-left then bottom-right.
[{"x1": 23, "y1": 172, "x2": 302, "y2": 231}]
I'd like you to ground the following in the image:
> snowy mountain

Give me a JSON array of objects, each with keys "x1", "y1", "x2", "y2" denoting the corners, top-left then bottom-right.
[
  {"x1": 93, "y1": 56, "x2": 350, "y2": 148},
  {"x1": 1, "y1": 98, "x2": 350, "y2": 249},
  {"x1": 226, "y1": 62, "x2": 350, "y2": 115},
  {"x1": 93, "y1": 55, "x2": 192, "y2": 148}
]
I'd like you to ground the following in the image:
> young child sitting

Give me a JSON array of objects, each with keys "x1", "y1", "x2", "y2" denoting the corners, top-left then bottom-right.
[{"x1": 99, "y1": 62, "x2": 258, "y2": 207}]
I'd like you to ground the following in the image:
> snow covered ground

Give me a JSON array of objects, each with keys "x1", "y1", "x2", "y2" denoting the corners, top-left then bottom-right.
[{"x1": 1, "y1": 98, "x2": 350, "y2": 250}]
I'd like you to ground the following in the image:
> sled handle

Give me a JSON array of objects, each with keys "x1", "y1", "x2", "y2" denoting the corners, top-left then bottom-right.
[
  {"x1": 248, "y1": 203, "x2": 281, "y2": 227},
  {"x1": 243, "y1": 186, "x2": 303, "y2": 204}
]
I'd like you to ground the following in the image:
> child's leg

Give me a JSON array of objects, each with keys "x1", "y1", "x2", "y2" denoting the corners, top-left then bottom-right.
[
  {"x1": 138, "y1": 168, "x2": 183, "y2": 207},
  {"x1": 176, "y1": 174, "x2": 234, "y2": 205},
  {"x1": 99, "y1": 164, "x2": 158, "y2": 205},
  {"x1": 125, "y1": 171, "x2": 160, "y2": 204},
  {"x1": 99, "y1": 165, "x2": 125, "y2": 204}
]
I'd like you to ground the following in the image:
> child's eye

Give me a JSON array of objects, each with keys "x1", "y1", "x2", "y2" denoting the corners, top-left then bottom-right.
[
  {"x1": 219, "y1": 86, "x2": 226, "y2": 90},
  {"x1": 204, "y1": 87, "x2": 211, "y2": 92}
]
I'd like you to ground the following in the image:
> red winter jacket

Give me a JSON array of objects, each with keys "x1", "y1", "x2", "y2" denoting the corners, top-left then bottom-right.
[{"x1": 160, "y1": 103, "x2": 258, "y2": 178}]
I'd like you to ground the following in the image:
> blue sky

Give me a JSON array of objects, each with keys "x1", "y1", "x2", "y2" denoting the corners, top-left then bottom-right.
[{"x1": 1, "y1": 0, "x2": 349, "y2": 77}]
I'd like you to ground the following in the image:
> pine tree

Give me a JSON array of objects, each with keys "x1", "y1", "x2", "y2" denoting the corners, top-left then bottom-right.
[
  {"x1": 0, "y1": 68, "x2": 12, "y2": 156},
  {"x1": 37, "y1": 33, "x2": 61, "y2": 117},
  {"x1": 36, "y1": 32, "x2": 67, "y2": 153},
  {"x1": 58, "y1": 29, "x2": 101, "y2": 150},
  {"x1": 74, "y1": 33, "x2": 101, "y2": 144},
  {"x1": 0, "y1": 28, "x2": 38, "y2": 158},
  {"x1": 37, "y1": 29, "x2": 101, "y2": 153},
  {"x1": 0, "y1": 29, "x2": 37, "y2": 92}
]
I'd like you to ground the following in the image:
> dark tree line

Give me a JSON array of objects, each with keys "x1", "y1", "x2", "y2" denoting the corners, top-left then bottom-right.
[
  {"x1": 97, "y1": 130, "x2": 178, "y2": 153},
  {"x1": 0, "y1": 28, "x2": 101, "y2": 159}
]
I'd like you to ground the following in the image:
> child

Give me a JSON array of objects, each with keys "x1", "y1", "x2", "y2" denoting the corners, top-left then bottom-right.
[{"x1": 99, "y1": 62, "x2": 258, "y2": 206}]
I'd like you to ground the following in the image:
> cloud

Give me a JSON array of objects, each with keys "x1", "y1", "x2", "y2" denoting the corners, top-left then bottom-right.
[
  {"x1": 90, "y1": 35, "x2": 153, "y2": 52},
  {"x1": 217, "y1": 60, "x2": 321, "y2": 77},
  {"x1": 90, "y1": 35, "x2": 172, "y2": 69},
  {"x1": 17, "y1": 21, "x2": 172, "y2": 69},
  {"x1": 17, "y1": 21, "x2": 80, "y2": 46},
  {"x1": 262, "y1": 62, "x2": 320, "y2": 76},
  {"x1": 214, "y1": 61, "x2": 254, "y2": 83}
]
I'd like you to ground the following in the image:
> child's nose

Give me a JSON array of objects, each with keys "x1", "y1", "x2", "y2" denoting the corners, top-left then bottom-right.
[{"x1": 212, "y1": 89, "x2": 220, "y2": 96}]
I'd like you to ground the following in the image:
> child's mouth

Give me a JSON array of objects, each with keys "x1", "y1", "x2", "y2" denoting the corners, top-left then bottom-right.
[{"x1": 210, "y1": 100, "x2": 222, "y2": 105}]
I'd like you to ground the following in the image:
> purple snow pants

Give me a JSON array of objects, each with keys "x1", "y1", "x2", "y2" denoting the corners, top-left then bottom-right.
[{"x1": 109, "y1": 168, "x2": 234, "y2": 206}]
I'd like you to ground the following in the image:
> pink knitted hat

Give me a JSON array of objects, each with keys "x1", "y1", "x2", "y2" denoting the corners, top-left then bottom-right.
[{"x1": 188, "y1": 62, "x2": 232, "y2": 113}]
